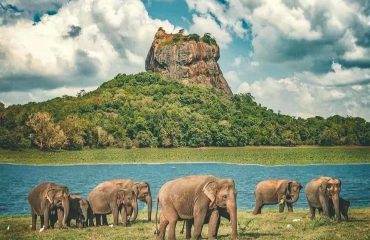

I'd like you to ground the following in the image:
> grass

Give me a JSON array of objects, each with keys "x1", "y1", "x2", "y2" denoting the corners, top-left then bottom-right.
[
  {"x1": 0, "y1": 146, "x2": 369, "y2": 165},
  {"x1": 1, "y1": 209, "x2": 369, "y2": 240}
]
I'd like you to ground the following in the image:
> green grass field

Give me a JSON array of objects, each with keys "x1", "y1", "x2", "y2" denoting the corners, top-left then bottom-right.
[
  {"x1": 1, "y1": 209, "x2": 369, "y2": 240},
  {"x1": 0, "y1": 146, "x2": 369, "y2": 165}
]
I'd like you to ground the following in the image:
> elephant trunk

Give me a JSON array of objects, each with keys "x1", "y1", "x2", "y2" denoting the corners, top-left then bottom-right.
[
  {"x1": 285, "y1": 192, "x2": 300, "y2": 203},
  {"x1": 61, "y1": 195, "x2": 69, "y2": 227},
  {"x1": 332, "y1": 194, "x2": 341, "y2": 222},
  {"x1": 131, "y1": 197, "x2": 138, "y2": 222},
  {"x1": 227, "y1": 196, "x2": 238, "y2": 240},
  {"x1": 146, "y1": 194, "x2": 152, "y2": 221}
]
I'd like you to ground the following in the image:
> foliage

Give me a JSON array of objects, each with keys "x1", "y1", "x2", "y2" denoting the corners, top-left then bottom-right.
[
  {"x1": 26, "y1": 112, "x2": 67, "y2": 150},
  {"x1": 200, "y1": 33, "x2": 217, "y2": 45},
  {"x1": 0, "y1": 72, "x2": 369, "y2": 150}
]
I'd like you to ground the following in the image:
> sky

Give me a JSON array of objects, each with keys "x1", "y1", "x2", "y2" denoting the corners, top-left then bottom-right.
[{"x1": 0, "y1": 0, "x2": 369, "y2": 120}]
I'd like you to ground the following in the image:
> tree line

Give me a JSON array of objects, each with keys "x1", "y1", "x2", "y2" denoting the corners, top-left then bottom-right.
[{"x1": 0, "y1": 72, "x2": 369, "y2": 150}]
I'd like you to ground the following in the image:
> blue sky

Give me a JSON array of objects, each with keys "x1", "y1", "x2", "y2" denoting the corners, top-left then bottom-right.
[{"x1": 0, "y1": 0, "x2": 369, "y2": 120}]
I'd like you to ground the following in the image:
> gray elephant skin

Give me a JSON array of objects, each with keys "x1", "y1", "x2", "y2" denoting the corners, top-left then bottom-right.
[
  {"x1": 305, "y1": 176, "x2": 342, "y2": 221},
  {"x1": 253, "y1": 179, "x2": 302, "y2": 214},
  {"x1": 28, "y1": 182, "x2": 70, "y2": 230},
  {"x1": 88, "y1": 183, "x2": 138, "y2": 226},
  {"x1": 155, "y1": 175, "x2": 238, "y2": 240}
]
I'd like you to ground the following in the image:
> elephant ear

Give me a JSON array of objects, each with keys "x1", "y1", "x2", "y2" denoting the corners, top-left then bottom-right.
[
  {"x1": 277, "y1": 181, "x2": 289, "y2": 195},
  {"x1": 203, "y1": 181, "x2": 217, "y2": 207},
  {"x1": 132, "y1": 183, "x2": 140, "y2": 196},
  {"x1": 45, "y1": 189, "x2": 56, "y2": 204},
  {"x1": 320, "y1": 181, "x2": 331, "y2": 193}
]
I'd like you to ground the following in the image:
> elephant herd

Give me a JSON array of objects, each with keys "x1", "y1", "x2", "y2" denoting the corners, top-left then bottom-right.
[{"x1": 28, "y1": 175, "x2": 350, "y2": 239}]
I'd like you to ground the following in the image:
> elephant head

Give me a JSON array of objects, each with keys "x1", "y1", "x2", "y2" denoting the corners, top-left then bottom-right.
[
  {"x1": 203, "y1": 178, "x2": 237, "y2": 239},
  {"x1": 133, "y1": 182, "x2": 152, "y2": 221},
  {"x1": 45, "y1": 186, "x2": 69, "y2": 227},
  {"x1": 280, "y1": 180, "x2": 302, "y2": 204},
  {"x1": 320, "y1": 178, "x2": 341, "y2": 221}
]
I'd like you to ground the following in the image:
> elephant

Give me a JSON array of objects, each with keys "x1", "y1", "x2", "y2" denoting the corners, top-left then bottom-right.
[
  {"x1": 88, "y1": 185, "x2": 138, "y2": 226},
  {"x1": 318, "y1": 197, "x2": 350, "y2": 221},
  {"x1": 155, "y1": 175, "x2": 238, "y2": 240},
  {"x1": 94, "y1": 179, "x2": 152, "y2": 224},
  {"x1": 253, "y1": 179, "x2": 302, "y2": 214},
  {"x1": 180, "y1": 207, "x2": 230, "y2": 239},
  {"x1": 49, "y1": 194, "x2": 91, "y2": 228},
  {"x1": 305, "y1": 176, "x2": 342, "y2": 221},
  {"x1": 28, "y1": 182, "x2": 70, "y2": 230}
]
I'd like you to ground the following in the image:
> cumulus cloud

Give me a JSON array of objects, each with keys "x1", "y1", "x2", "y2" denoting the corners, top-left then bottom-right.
[
  {"x1": 237, "y1": 66, "x2": 370, "y2": 120},
  {"x1": 0, "y1": 0, "x2": 178, "y2": 105},
  {"x1": 188, "y1": 0, "x2": 370, "y2": 119}
]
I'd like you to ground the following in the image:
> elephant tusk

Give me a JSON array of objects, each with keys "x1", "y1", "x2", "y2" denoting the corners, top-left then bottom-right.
[{"x1": 279, "y1": 196, "x2": 286, "y2": 204}]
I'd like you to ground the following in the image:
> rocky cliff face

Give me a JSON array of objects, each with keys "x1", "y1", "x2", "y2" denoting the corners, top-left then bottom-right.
[{"x1": 145, "y1": 28, "x2": 232, "y2": 96}]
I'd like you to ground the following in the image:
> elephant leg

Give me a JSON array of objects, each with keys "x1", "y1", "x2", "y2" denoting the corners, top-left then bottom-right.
[
  {"x1": 121, "y1": 207, "x2": 128, "y2": 226},
  {"x1": 287, "y1": 202, "x2": 293, "y2": 212},
  {"x1": 40, "y1": 215, "x2": 44, "y2": 229},
  {"x1": 102, "y1": 214, "x2": 108, "y2": 225},
  {"x1": 185, "y1": 220, "x2": 193, "y2": 239},
  {"x1": 57, "y1": 208, "x2": 64, "y2": 228},
  {"x1": 253, "y1": 196, "x2": 263, "y2": 215},
  {"x1": 208, "y1": 210, "x2": 220, "y2": 240},
  {"x1": 43, "y1": 208, "x2": 50, "y2": 229},
  {"x1": 95, "y1": 214, "x2": 102, "y2": 226},
  {"x1": 319, "y1": 195, "x2": 329, "y2": 217},
  {"x1": 31, "y1": 209, "x2": 37, "y2": 231},
  {"x1": 309, "y1": 206, "x2": 316, "y2": 220},
  {"x1": 157, "y1": 213, "x2": 169, "y2": 240},
  {"x1": 192, "y1": 211, "x2": 207, "y2": 240},
  {"x1": 279, "y1": 203, "x2": 285, "y2": 213}
]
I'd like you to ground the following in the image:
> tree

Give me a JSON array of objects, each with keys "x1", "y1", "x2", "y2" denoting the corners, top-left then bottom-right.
[
  {"x1": 92, "y1": 126, "x2": 114, "y2": 148},
  {"x1": 135, "y1": 130, "x2": 157, "y2": 148},
  {"x1": 27, "y1": 112, "x2": 67, "y2": 150},
  {"x1": 60, "y1": 116, "x2": 86, "y2": 150}
]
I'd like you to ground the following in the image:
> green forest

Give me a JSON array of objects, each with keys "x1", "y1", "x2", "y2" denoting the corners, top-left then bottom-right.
[{"x1": 0, "y1": 72, "x2": 369, "y2": 150}]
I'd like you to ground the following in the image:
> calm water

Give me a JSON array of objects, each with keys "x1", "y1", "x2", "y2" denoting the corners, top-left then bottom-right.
[{"x1": 0, "y1": 163, "x2": 369, "y2": 215}]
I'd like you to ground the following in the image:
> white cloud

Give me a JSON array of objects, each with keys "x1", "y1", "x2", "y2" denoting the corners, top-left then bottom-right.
[
  {"x1": 0, "y1": 86, "x2": 97, "y2": 107},
  {"x1": 237, "y1": 67, "x2": 370, "y2": 119},
  {"x1": 189, "y1": 14, "x2": 232, "y2": 48},
  {"x1": 0, "y1": 0, "x2": 178, "y2": 96}
]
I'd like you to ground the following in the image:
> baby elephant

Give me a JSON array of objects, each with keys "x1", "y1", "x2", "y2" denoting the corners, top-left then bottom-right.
[
  {"x1": 49, "y1": 194, "x2": 91, "y2": 228},
  {"x1": 253, "y1": 179, "x2": 302, "y2": 214},
  {"x1": 319, "y1": 197, "x2": 350, "y2": 221}
]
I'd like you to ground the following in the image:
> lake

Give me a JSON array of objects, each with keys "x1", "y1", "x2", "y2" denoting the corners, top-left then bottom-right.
[{"x1": 0, "y1": 163, "x2": 369, "y2": 215}]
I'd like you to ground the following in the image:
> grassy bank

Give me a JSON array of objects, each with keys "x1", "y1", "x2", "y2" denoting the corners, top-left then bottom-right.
[
  {"x1": 1, "y1": 209, "x2": 369, "y2": 240},
  {"x1": 0, "y1": 146, "x2": 369, "y2": 165}
]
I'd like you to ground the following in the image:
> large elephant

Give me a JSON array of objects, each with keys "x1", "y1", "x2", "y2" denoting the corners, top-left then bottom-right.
[
  {"x1": 28, "y1": 182, "x2": 70, "y2": 230},
  {"x1": 305, "y1": 176, "x2": 342, "y2": 221},
  {"x1": 88, "y1": 185, "x2": 138, "y2": 226},
  {"x1": 94, "y1": 179, "x2": 152, "y2": 222},
  {"x1": 253, "y1": 179, "x2": 302, "y2": 214},
  {"x1": 155, "y1": 175, "x2": 238, "y2": 240}
]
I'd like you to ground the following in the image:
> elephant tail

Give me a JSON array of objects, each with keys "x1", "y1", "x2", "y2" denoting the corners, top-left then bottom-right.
[{"x1": 154, "y1": 197, "x2": 159, "y2": 235}]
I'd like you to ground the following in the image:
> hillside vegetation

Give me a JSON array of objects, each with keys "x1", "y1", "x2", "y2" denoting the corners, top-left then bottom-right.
[{"x1": 0, "y1": 72, "x2": 369, "y2": 150}]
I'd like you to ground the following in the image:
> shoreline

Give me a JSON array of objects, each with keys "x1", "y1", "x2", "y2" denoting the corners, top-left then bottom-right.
[{"x1": 1, "y1": 161, "x2": 370, "y2": 167}]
